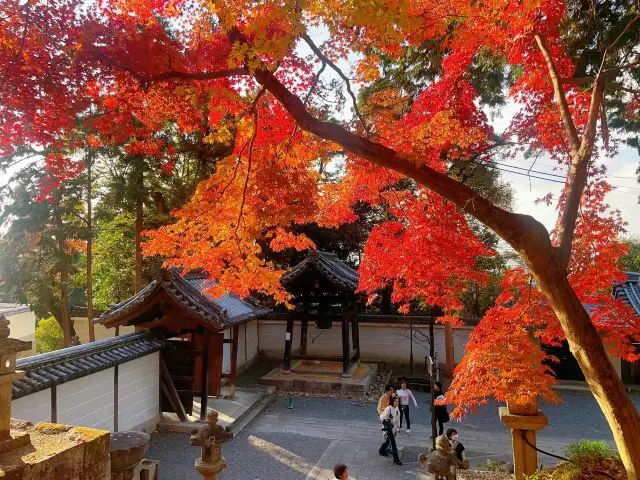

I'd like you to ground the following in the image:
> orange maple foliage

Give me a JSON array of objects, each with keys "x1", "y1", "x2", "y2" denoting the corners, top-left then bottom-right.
[{"x1": 3, "y1": 0, "x2": 640, "y2": 460}]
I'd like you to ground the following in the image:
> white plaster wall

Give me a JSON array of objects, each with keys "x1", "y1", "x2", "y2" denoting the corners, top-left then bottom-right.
[
  {"x1": 72, "y1": 317, "x2": 135, "y2": 345},
  {"x1": 10, "y1": 311, "x2": 37, "y2": 358},
  {"x1": 221, "y1": 320, "x2": 260, "y2": 374},
  {"x1": 257, "y1": 320, "x2": 475, "y2": 364},
  {"x1": 57, "y1": 367, "x2": 114, "y2": 431},
  {"x1": 11, "y1": 388, "x2": 51, "y2": 424},
  {"x1": 118, "y1": 352, "x2": 160, "y2": 432}
]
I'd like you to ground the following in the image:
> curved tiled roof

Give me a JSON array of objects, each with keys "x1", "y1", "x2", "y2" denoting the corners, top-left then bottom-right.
[
  {"x1": 614, "y1": 272, "x2": 640, "y2": 315},
  {"x1": 0, "y1": 303, "x2": 31, "y2": 316},
  {"x1": 281, "y1": 250, "x2": 360, "y2": 291},
  {"x1": 12, "y1": 331, "x2": 165, "y2": 400},
  {"x1": 97, "y1": 269, "x2": 269, "y2": 328}
]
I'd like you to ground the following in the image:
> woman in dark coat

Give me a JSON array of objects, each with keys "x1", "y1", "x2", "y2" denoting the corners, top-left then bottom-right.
[{"x1": 433, "y1": 381, "x2": 449, "y2": 436}]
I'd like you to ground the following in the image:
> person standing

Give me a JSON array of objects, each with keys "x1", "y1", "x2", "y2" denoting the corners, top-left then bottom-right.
[
  {"x1": 433, "y1": 381, "x2": 449, "y2": 436},
  {"x1": 379, "y1": 396, "x2": 402, "y2": 465},
  {"x1": 377, "y1": 384, "x2": 394, "y2": 415},
  {"x1": 396, "y1": 380, "x2": 417, "y2": 433},
  {"x1": 333, "y1": 463, "x2": 349, "y2": 479}
]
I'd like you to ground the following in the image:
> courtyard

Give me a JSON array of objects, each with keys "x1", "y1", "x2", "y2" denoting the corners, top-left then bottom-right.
[{"x1": 147, "y1": 384, "x2": 633, "y2": 479}]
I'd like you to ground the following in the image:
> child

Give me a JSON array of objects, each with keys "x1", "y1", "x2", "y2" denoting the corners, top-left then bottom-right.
[{"x1": 333, "y1": 463, "x2": 349, "y2": 479}]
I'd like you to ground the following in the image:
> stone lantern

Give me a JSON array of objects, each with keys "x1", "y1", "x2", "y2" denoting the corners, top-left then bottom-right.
[
  {"x1": 0, "y1": 315, "x2": 33, "y2": 452},
  {"x1": 189, "y1": 410, "x2": 233, "y2": 480}
]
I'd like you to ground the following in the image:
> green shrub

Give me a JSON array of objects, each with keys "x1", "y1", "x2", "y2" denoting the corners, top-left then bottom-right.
[
  {"x1": 527, "y1": 441, "x2": 623, "y2": 480},
  {"x1": 565, "y1": 440, "x2": 619, "y2": 466},
  {"x1": 477, "y1": 459, "x2": 509, "y2": 472},
  {"x1": 35, "y1": 316, "x2": 64, "y2": 353}
]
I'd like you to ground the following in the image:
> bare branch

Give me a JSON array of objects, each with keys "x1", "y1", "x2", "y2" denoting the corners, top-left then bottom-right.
[
  {"x1": 534, "y1": 34, "x2": 581, "y2": 155},
  {"x1": 93, "y1": 52, "x2": 248, "y2": 86},
  {"x1": 598, "y1": 12, "x2": 640, "y2": 75},
  {"x1": 603, "y1": 59, "x2": 640, "y2": 73},
  {"x1": 560, "y1": 77, "x2": 594, "y2": 85},
  {"x1": 301, "y1": 33, "x2": 371, "y2": 136},
  {"x1": 235, "y1": 87, "x2": 266, "y2": 237}
]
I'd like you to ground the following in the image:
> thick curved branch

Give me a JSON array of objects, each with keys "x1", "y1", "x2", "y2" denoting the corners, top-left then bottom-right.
[
  {"x1": 534, "y1": 34, "x2": 581, "y2": 155},
  {"x1": 224, "y1": 29, "x2": 550, "y2": 258},
  {"x1": 301, "y1": 33, "x2": 370, "y2": 136},
  {"x1": 101, "y1": 28, "x2": 555, "y2": 263}
]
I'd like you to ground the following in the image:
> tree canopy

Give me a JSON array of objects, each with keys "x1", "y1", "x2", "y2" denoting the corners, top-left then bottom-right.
[{"x1": 3, "y1": 0, "x2": 640, "y2": 474}]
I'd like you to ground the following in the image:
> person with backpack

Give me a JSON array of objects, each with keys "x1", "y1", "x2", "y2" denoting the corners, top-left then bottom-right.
[{"x1": 379, "y1": 396, "x2": 402, "y2": 465}]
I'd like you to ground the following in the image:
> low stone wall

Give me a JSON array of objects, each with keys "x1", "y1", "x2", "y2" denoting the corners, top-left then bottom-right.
[{"x1": 0, "y1": 421, "x2": 111, "y2": 480}]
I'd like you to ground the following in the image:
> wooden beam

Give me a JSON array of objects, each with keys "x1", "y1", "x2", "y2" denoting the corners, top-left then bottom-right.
[
  {"x1": 290, "y1": 354, "x2": 344, "y2": 362},
  {"x1": 208, "y1": 334, "x2": 224, "y2": 397},
  {"x1": 283, "y1": 314, "x2": 294, "y2": 372},
  {"x1": 351, "y1": 301, "x2": 360, "y2": 364},
  {"x1": 301, "y1": 296, "x2": 309, "y2": 355},
  {"x1": 160, "y1": 359, "x2": 188, "y2": 422},
  {"x1": 200, "y1": 329, "x2": 211, "y2": 421},
  {"x1": 341, "y1": 300, "x2": 350, "y2": 374},
  {"x1": 228, "y1": 325, "x2": 239, "y2": 399}
]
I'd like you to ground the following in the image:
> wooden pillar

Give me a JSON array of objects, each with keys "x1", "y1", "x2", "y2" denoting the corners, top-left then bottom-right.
[
  {"x1": 200, "y1": 330, "x2": 211, "y2": 422},
  {"x1": 351, "y1": 300, "x2": 360, "y2": 364},
  {"x1": 228, "y1": 325, "x2": 239, "y2": 399},
  {"x1": 300, "y1": 297, "x2": 309, "y2": 355},
  {"x1": 500, "y1": 400, "x2": 548, "y2": 480},
  {"x1": 208, "y1": 333, "x2": 224, "y2": 397},
  {"x1": 444, "y1": 321, "x2": 455, "y2": 378},
  {"x1": 193, "y1": 332, "x2": 205, "y2": 391},
  {"x1": 341, "y1": 300, "x2": 350, "y2": 375},
  {"x1": 283, "y1": 314, "x2": 294, "y2": 373}
]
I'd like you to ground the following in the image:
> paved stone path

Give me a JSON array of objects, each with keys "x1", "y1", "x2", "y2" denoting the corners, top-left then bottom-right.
[{"x1": 148, "y1": 390, "x2": 636, "y2": 479}]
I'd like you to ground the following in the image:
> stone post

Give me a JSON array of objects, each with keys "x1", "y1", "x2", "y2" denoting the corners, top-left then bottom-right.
[
  {"x1": 499, "y1": 399, "x2": 548, "y2": 480},
  {"x1": 189, "y1": 410, "x2": 233, "y2": 480},
  {"x1": 0, "y1": 315, "x2": 32, "y2": 452}
]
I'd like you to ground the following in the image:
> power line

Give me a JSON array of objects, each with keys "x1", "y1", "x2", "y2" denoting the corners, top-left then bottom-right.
[
  {"x1": 472, "y1": 159, "x2": 640, "y2": 196},
  {"x1": 500, "y1": 156, "x2": 638, "y2": 180}
]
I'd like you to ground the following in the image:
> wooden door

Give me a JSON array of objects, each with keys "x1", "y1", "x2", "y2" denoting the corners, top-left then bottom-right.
[{"x1": 161, "y1": 339, "x2": 197, "y2": 415}]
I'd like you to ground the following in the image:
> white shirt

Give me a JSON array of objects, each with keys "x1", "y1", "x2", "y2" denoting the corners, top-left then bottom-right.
[
  {"x1": 379, "y1": 406, "x2": 400, "y2": 426},
  {"x1": 396, "y1": 388, "x2": 417, "y2": 407}
]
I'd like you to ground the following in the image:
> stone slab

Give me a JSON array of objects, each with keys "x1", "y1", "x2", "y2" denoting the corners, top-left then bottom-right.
[{"x1": 260, "y1": 362, "x2": 378, "y2": 396}]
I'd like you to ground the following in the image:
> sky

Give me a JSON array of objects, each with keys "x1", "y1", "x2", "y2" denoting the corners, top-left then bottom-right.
[{"x1": 486, "y1": 102, "x2": 640, "y2": 240}]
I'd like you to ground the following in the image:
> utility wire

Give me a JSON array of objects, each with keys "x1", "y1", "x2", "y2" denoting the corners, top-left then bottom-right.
[{"x1": 469, "y1": 159, "x2": 640, "y2": 195}]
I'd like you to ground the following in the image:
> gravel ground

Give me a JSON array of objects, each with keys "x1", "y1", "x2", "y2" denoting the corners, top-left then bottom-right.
[{"x1": 147, "y1": 429, "x2": 331, "y2": 479}]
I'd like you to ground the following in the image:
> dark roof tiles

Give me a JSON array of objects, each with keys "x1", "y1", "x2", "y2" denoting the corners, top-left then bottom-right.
[
  {"x1": 614, "y1": 272, "x2": 640, "y2": 315},
  {"x1": 97, "y1": 270, "x2": 269, "y2": 329},
  {"x1": 281, "y1": 250, "x2": 360, "y2": 291},
  {"x1": 12, "y1": 331, "x2": 165, "y2": 400}
]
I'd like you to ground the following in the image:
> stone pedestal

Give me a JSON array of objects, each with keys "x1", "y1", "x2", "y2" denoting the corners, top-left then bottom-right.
[
  {"x1": 0, "y1": 422, "x2": 111, "y2": 480},
  {"x1": 189, "y1": 411, "x2": 233, "y2": 480},
  {"x1": 499, "y1": 400, "x2": 548, "y2": 480},
  {"x1": 0, "y1": 315, "x2": 33, "y2": 453}
]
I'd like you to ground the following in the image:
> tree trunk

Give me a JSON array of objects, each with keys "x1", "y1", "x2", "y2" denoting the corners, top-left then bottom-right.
[
  {"x1": 86, "y1": 152, "x2": 95, "y2": 342},
  {"x1": 135, "y1": 168, "x2": 143, "y2": 293},
  {"x1": 527, "y1": 254, "x2": 640, "y2": 478},
  {"x1": 54, "y1": 195, "x2": 72, "y2": 347},
  {"x1": 152, "y1": 191, "x2": 168, "y2": 215}
]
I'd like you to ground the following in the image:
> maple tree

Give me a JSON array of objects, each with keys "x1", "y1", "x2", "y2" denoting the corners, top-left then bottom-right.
[{"x1": 3, "y1": 0, "x2": 640, "y2": 475}]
